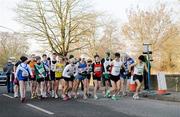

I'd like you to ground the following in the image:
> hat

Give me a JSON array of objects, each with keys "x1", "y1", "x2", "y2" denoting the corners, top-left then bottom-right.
[{"x1": 20, "y1": 56, "x2": 28, "y2": 62}]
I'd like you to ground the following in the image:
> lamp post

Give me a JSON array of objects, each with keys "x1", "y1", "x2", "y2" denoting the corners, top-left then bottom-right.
[{"x1": 143, "y1": 43, "x2": 153, "y2": 90}]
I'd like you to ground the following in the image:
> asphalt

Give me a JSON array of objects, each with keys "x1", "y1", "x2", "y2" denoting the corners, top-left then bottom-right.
[{"x1": 0, "y1": 86, "x2": 180, "y2": 117}]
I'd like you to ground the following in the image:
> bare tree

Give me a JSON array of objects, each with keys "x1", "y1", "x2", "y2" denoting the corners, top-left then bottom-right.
[
  {"x1": 121, "y1": 4, "x2": 179, "y2": 72},
  {"x1": 0, "y1": 32, "x2": 28, "y2": 66},
  {"x1": 16, "y1": 0, "x2": 97, "y2": 56},
  {"x1": 122, "y1": 4, "x2": 178, "y2": 52}
]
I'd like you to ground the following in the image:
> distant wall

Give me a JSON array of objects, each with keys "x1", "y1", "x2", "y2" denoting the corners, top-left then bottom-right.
[{"x1": 151, "y1": 74, "x2": 180, "y2": 92}]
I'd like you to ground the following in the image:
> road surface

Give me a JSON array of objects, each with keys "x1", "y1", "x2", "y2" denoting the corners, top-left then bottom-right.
[{"x1": 0, "y1": 86, "x2": 180, "y2": 117}]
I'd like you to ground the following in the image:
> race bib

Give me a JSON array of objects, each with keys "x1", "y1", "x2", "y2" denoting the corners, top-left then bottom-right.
[
  {"x1": 94, "y1": 67, "x2": 101, "y2": 72},
  {"x1": 39, "y1": 67, "x2": 45, "y2": 74},
  {"x1": 22, "y1": 70, "x2": 29, "y2": 77}
]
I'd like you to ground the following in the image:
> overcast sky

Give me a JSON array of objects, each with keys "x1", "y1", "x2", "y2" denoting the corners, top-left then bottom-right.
[
  {"x1": 0, "y1": 0, "x2": 179, "y2": 52},
  {"x1": 0, "y1": 0, "x2": 179, "y2": 32}
]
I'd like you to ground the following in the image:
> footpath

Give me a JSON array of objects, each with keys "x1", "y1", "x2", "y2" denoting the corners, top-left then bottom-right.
[{"x1": 141, "y1": 90, "x2": 180, "y2": 102}]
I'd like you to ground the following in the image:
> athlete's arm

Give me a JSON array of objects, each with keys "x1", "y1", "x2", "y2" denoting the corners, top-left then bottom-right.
[
  {"x1": 15, "y1": 65, "x2": 20, "y2": 79},
  {"x1": 27, "y1": 65, "x2": 33, "y2": 76},
  {"x1": 129, "y1": 63, "x2": 137, "y2": 72},
  {"x1": 62, "y1": 65, "x2": 70, "y2": 78},
  {"x1": 101, "y1": 58, "x2": 105, "y2": 73},
  {"x1": 54, "y1": 64, "x2": 58, "y2": 72},
  {"x1": 91, "y1": 63, "x2": 95, "y2": 76},
  {"x1": 74, "y1": 66, "x2": 78, "y2": 77}
]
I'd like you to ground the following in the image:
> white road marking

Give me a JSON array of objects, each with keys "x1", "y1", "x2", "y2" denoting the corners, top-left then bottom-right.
[
  {"x1": 2, "y1": 94, "x2": 14, "y2": 98},
  {"x1": 26, "y1": 103, "x2": 55, "y2": 115}
]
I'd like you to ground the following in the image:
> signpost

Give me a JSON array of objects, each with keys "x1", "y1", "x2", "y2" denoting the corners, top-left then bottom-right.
[{"x1": 143, "y1": 43, "x2": 153, "y2": 90}]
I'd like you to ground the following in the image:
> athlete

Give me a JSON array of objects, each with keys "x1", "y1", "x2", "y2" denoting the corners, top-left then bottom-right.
[
  {"x1": 106, "y1": 52, "x2": 125, "y2": 100},
  {"x1": 15, "y1": 56, "x2": 33, "y2": 103},
  {"x1": 28, "y1": 54, "x2": 37, "y2": 99},
  {"x1": 130, "y1": 55, "x2": 148, "y2": 100},
  {"x1": 50, "y1": 53, "x2": 57, "y2": 97},
  {"x1": 42, "y1": 54, "x2": 50, "y2": 98},
  {"x1": 120, "y1": 54, "x2": 134, "y2": 96},
  {"x1": 73, "y1": 58, "x2": 88, "y2": 99},
  {"x1": 101, "y1": 52, "x2": 112, "y2": 97},
  {"x1": 91, "y1": 55, "x2": 103, "y2": 100},
  {"x1": 54, "y1": 56, "x2": 64, "y2": 99},
  {"x1": 13, "y1": 60, "x2": 21, "y2": 98},
  {"x1": 86, "y1": 59, "x2": 93, "y2": 97},
  {"x1": 62, "y1": 57, "x2": 78, "y2": 100},
  {"x1": 34, "y1": 56, "x2": 47, "y2": 99}
]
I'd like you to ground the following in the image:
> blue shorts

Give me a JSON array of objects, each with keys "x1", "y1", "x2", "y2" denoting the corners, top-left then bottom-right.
[
  {"x1": 75, "y1": 74, "x2": 85, "y2": 81},
  {"x1": 120, "y1": 74, "x2": 126, "y2": 79}
]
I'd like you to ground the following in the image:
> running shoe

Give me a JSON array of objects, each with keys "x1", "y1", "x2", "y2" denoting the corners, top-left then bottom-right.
[
  {"x1": 133, "y1": 94, "x2": 140, "y2": 100},
  {"x1": 94, "y1": 95, "x2": 98, "y2": 100},
  {"x1": 63, "y1": 95, "x2": 69, "y2": 101},
  {"x1": 55, "y1": 94, "x2": 58, "y2": 99},
  {"x1": 83, "y1": 95, "x2": 88, "y2": 100},
  {"x1": 68, "y1": 93, "x2": 72, "y2": 99},
  {"x1": 51, "y1": 90, "x2": 55, "y2": 98},
  {"x1": 111, "y1": 95, "x2": 118, "y2": 100},
  {"x1": 14, "y1": 93, "x2": 19, "y2": 98},
  {"x1": 21, "y1": 98, "x2": 26, "y2": 103},
  {"x1": 105, "y1": 90, "x2": 111, "y2": 98},
  {"x1": 74, "y1": 95, "x2": 78, "y2": 99}
]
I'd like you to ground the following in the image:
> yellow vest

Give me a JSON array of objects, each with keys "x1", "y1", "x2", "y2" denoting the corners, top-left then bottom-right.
[{"x1": 55, "y1": 63, "x2": 64, "y2": 78}]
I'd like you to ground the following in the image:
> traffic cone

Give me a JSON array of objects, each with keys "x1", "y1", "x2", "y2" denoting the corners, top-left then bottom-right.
[
  {"x1": 129, "y1": 76, "x2": 136, "y2": 92},
  {"x1": 157, "y1": 90, "x2": 167, "y2": 95},
  {"x1": 157, "y1": 72, "x2": 167, "y2": 95}
]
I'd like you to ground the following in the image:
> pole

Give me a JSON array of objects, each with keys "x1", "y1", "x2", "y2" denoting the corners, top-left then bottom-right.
[{"x1": 147, "y1": 47, "x2": 151, "y2": 90}]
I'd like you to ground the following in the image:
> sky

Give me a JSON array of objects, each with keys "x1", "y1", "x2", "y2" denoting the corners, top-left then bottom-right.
[{"x1": 0, "y1": 0, "x2": 179, "y2": 52}]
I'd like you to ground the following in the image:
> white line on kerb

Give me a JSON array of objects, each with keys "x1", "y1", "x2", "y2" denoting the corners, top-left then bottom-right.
[
  {"x1": 26, "y1": 103, "x2": 55, "y2": 115},
  {"x1": 2, "y1": 94, "x2": 14, "y2": 98}
]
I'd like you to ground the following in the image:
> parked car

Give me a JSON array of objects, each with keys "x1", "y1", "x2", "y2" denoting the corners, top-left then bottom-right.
[{"x1": 0, "y1": 71, "x2": 7, "y2": 86}]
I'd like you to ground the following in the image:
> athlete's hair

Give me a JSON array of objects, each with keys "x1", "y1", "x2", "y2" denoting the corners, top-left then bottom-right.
[
  {"x1": 36, "y1": 56, "x2": 41, "y2": 60},
  {"x1": 115, "y1": 52, "x2": 120, "y2": 57},
  {"x1": 106, "y1": 52, "x2": 110, "y2": 56},
  {"x1": 94, "y1": 54, "x2": 99, "y2": 58},
  {"x1": 42, "y1": 54, "x2": 47, "y2": 57},
  {"x1": 52, "y1": 53, "x2": 57, "y2": 56},
  {"x1": 69, "y1": 55, "x2": 74, "y2": 59},
  {"x1": 138, "y1": 55, "x2": 144, "y2": 61},
  {"x1": 87, "y1": 59, "x2": 92, "y2": 63},
  {"x1": 20, "y1": 56, "x2": 28, "y2": 63},
  {"x1": 47, "y1": 57, "x2": 51, "y2": 61}
]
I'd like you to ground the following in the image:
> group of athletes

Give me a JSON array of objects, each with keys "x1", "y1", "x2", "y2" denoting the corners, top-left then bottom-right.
[{"x1": 13, "y1": 52, "x2": 148, "y2": 103}]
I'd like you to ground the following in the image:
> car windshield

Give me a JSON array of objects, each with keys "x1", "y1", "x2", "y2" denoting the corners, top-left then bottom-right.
[{"x1": 0, "y1": 71, "x2": 6, "y2": 75}]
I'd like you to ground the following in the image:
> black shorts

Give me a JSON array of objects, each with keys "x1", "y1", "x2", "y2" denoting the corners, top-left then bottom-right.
[
  {"x1": 55, "y1": 77, "x2": 63, "y2": 80},
  {"x1": 133, "y1": 75, "x2": 143, "y2": 83},
  {"x1": 50, "y1": 71, "x2": 55, "y2": 81},
  {"x1": 87, "y1": 74, "x2": 91, "y2": 80},
  {"x1": 45, "y1": 76, "x2": 51, "y2": 81},
  {"x1": 110, "y1": 75, "x2": 120, "y2": 82},
  {"x1": 127, "y1": 72, "x2": 131, "y2": 78},
  {"x1": 29, "y1": 75, "x2": 36, "y2": 81},
  {"x1": 93, "y1": 76, "x2": 101, "y2": 81},
  {"x1": 63, "y1": 77, "x2": 74, "y2": 82},
  {"x1": 36, "y1": 78, "x2": 45, "y2": 83}
]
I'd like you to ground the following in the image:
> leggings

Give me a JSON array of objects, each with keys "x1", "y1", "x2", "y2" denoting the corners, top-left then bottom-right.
[{"x1": 19, "y1": 81, "x2": 26, "y2": 98}]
